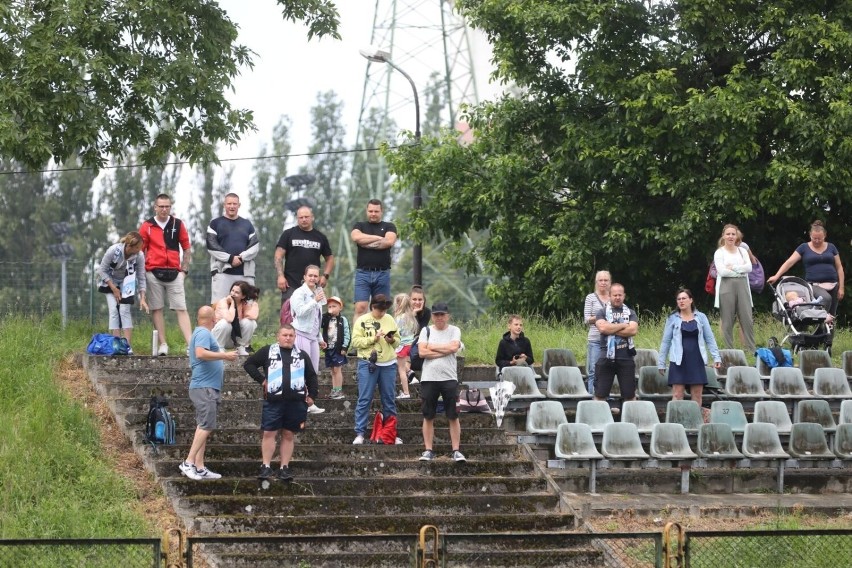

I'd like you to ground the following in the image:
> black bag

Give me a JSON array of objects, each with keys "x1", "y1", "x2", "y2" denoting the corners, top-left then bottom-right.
[
  {"x1": 151, "y1": 268, "x2": 179, "y2": 282},
  {"x1": 144, "y1": 396, "x2": 176, "y2": 448},
  {"x1": 409, "y1": 327, "x2": 430, "y2": 371}
]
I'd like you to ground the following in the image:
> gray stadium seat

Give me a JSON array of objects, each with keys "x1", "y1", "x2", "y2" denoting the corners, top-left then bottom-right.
[
  {"x1": 709, "y1": 400, "x2": 748, "y2": 434},
  {"x1": 650, "y1": 423, "x2": 697, "y2": 460},
  {"x1": 813, "y1": 367, "x2": 852, "y2": 399},
  {"x1": 633, "y1": 349, "x2": 659, "y2": 377},
  {"x1": 554, "y1": 423, "x2": 603, "y2": 460},
  {"x1": 697, "y1": 423, "x2": 743, "y2": 459},
  {"x1": 575, "y1": 400, "x2": 615, "y2": 433},
  {"x1": 842, "y1": 351, "x2": 852, "y2": 380},
  {"x1": 621, "y1": 400, "x2": 660, "y2": 434},
  {"x1": 546, "y1": 366, "x2": 591, "y2": 399},
  {"x1": 768, "y1": 367, "x2": 811, "y2": 399},
  {"x1": 794, "y1": 399, "x2": 837, "y2": 433},
  {"x1": 742, "y1": 423, "x2": 790, "y2": 459},
  {"x1": 841, "y1": 400, "x2": 852, "y2": 425},
  {"x1": 637, "y1": 366, "x2": 671, "y2": 399},
  {"x1": 665, "y1": 400, "x2": 703, "y2": 432},
  {"x1": 525, "y1": 400, "x2": 568, "y2": 434},
  {"x1": 542, "y1": 348, "x2": 579, "y2": 379},
  {"x1": 724, "y1": 366, "x2": 768, "y2": 398},
  {"x1": 788, "y1": 423, "x2": 835, "y2": 459},
  {"x1": 502, "y1": 367, "x2": 545, "y2": 400},
  {"x1": 704, "y1": 366, "x2": 722, "y2": 391},
  {"x1": 719, "y1": 349, "x2": 748, "y2": 380},
  {"x1": 753, "y1": 400, "x2": 793, "y2": 434},
  {"x1": 601, "y1": 422, "x2": 649, "y2": 460},
  {"x1": 755, "y1": 357, "x2": 772, "y2": 381},
  {"x1": 798, "y1": 349, "x2": 832, "y2": 382},
  {"x1": 834, "y1": 424, "x2": 852, "y2": 460}
]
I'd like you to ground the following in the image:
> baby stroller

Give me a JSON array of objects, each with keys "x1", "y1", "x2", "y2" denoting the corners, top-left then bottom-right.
[{"x1": 770, "y1": 276, "x2": 833, "y2": 354}]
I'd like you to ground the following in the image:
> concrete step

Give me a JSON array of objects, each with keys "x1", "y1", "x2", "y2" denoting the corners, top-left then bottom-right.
[{"x1": 162, "y1": 476, "x2": 551, "y2": 498}]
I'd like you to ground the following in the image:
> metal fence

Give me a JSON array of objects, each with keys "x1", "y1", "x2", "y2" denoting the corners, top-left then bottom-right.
[
  {"x1": 0, "y1": 538, "x2": 161, "y2": 568},
  {"x1": 684, "y1": 529, "x2": 852, "y2": 568}
]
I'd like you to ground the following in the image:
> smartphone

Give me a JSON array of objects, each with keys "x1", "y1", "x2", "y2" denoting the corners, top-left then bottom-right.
[{"x1": 385, "y1": 330, "x2": 396, "y2": 339}]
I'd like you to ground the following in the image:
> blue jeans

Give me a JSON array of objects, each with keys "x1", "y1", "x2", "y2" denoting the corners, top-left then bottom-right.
[
  {"x1": 354, "y1": 269, "x2": 391, "y2": 303},
  {"x1": 586, "y1": 341, "x2": 601, "y2": 394},
  {"x1": 354, "y1": 360, "x2": 398, "y2": 435}
]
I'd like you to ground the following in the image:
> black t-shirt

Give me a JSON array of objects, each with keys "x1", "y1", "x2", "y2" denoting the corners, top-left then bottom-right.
[
  {"x1": 276, "y1": 227, "x2": 332, "y2": 288},
  {"x1": 353, "y1": 220, "x2": 397, "y2": 270},
  {"x1": 595, "y1": 305, "x2": 638, "y2": 360}
]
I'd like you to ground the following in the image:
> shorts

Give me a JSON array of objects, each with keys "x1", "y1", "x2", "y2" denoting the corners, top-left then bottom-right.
[
  {"x1": 420, "y1": 380, "x2": 459, "y2": 420},
  {"x1": 189, "y1": 387, "x2": 221, "y2": 431},
  {"x1": 395, "y1": 344, "x2": 411, "y2": 358},
  {"x1": 146, "y1": 271, "x2": 187, "y2": 311},
  {"x1": 354, "y1": 268, "x2": 391, "y2": 303},
  {"x1": 325, "y1": 351, "x2": 348, "y2": 368},
  {"x1": 261, "y1": 399, "x2": 308, "y2": 433}
]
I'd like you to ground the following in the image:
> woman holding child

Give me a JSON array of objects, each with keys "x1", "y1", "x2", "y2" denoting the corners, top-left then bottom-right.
[{"x1": 714, "y1": 224, "x2": 755, "y2": 352}]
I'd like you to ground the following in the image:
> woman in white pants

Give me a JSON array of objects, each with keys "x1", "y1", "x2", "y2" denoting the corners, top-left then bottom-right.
[{"x1": 212, "y1": 280, "x2": 259, "y2": 355}]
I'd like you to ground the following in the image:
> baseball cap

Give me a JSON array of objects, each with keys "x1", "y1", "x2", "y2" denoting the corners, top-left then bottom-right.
[
  {"x1": 431, "y1": 302, "x2": 450, "y2": 314},
  {"x1": 327, "y1": 296, "x2": 344, "y2": 307}
]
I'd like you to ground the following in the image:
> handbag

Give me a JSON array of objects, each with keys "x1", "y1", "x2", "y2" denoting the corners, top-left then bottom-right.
[
  {"x1": 749, "y1": 260, "x2": 765, "y2": 294},
  {"x1": 704, "y1": 263, "x2": 717, "y2": 295},
  {"x1": 151, "y1": 268, "x2": 179, "y2": 282},
  {"x1": 457, "y1": 388, "x2": 492, "y2": 413}
]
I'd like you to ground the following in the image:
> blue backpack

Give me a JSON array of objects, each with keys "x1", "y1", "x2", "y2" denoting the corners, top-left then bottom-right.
[
  {"x1": 144, "y1": 396, "x2": 176, "y2": 448},
  {"x1": 756, "y1": 346, "x2": 793, "y2": 369},
  {"x1": 86, "y1": 334, "x2": 130, "y2": 356}
]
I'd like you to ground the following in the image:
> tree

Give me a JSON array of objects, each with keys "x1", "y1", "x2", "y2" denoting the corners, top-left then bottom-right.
[
  {"x1": 0, "y1": 0, "x2": 340, "y2": 170},
  {"x1": 385, "y1": 0, "x2": 852, "y2": 317},
  {"x1": 101, "y1": 156, "x2": 181, "y2": 234}
]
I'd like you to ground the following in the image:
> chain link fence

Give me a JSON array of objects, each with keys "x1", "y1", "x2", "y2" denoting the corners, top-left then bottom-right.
[
  {"x1": 0, "y1": 538, "x2": 161, "y2": 567},
  {"x1": 684, "y1": 529, "x2": 852, "y2": 568}
]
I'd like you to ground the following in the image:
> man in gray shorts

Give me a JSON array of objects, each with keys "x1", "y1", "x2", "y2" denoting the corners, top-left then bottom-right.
[{"x1": 179, "y1": 305, "x2": 238, "y2": 480}]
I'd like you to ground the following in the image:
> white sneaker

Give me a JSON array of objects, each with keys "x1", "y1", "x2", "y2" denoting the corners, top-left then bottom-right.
[
  {"x1": 396, "y1": 392, "x2": 411, "y2": 399},
  {"x1": 195, "y1": 467, "x2": 222, "y2": 480},
  {"x1": 452, "y1": 450, "x2": 467, "y2": 463},
  {"x1": 157, "y1": 343, "x2": 169, "y2": 356},
  {"x1": 236, "y1": 346, "x2": 249, "y2": 356},
  {"x1": 395, "y1": 437, "x2": 403, "y2": 445},
  {"x1": 352, "y1": 434, "x2": 365, "y2": 445},
  {"x1": 409, "y1": 378, "x2": 420, "y2": 385},
  {"x1": 179, "y1": 461, "x2": 202, "y2": 481},
  {"x1": 307, "y1": 404, "x2": 326, "y2": 414}
]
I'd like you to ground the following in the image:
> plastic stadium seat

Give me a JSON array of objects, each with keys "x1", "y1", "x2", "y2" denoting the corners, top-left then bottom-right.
[
  {"x1": 742, "y1": 423, "x2": 790, "y2": 459},
  {"x1": 724, "y1": 366, "x2": 768, "y2": 398},
  {"x1": 542, "y1": 349, "x2": 579, "y2": 379},
  {"x1": 621, "y1": 400, "x2": 660, "y2": 434},
  {"x1": 665, "y1": 400, "x2": 703, "y2": 432},
  {"x1": 768, "y1": 367, "x2": 811, "y2": 399},
  {"x1": 798, "y1": 349, "x2": 833, "y2": 382},
  {"x1": 554, "y1": 423, "x2": 603, "y2": 460},
  {"x1": 841, "y1": 400, "x2": 852, "y2": 425},
  {"x1": 546, "y1": 366, "x2": 591, "y2": 399},
  {"x1": 601, "y1": 422, "x2": 649, "y2": 460},
  {"x1": 842, "y1": 351, "x2": 852, "y2": 380},
  {"x1": 794, "y1": 399, "x2": 837, "y2": 433},
  {"x1": 813, "y1": 368, "x2": 852, "y2": 399},
  {"x1": 637, "y1": 366, "x2": 671, "y2": 399},
  {"x1": 650, "y1": 423, "x2": 697, "y2": 460},
  {"x1": 755, "y1": 357, "x2": 772, "y2": 380},
  {"x1": 834, "y1": 424, "x2": 852, "y2": 460},
  {"x1": 709, "y1": 401, "x2": 748, "y2": 434},
  {"x1": 753, "y1": 400, "x2": 793, "y2": 434},
  {"x1": 719, "y1": 349, "x2": 748, "y2": 380},
  {"x1": 633, "y1": 349, "x2": 659, "y2": 377},
  {"x1": 502, "y1": 367, "x2": 545, "y2": 400},
  {"x1": 788, "y1": 423, "x2": 835, "y2": 459},
  {"x1": 704, "y1": 367, "x2": 722, "y2": 391},
  {"x1": 697, "y1": 423, "x2": 743, "y2": 459},
  {"x1": 525, "y1": 401, "x2": 568, "y2": 434},
  {"x1": 575, "y1": 400, "x2": 615, "y2": 434}
]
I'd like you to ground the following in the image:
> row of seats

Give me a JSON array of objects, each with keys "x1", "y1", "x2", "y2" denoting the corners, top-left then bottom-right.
[{"x1": 708, "y1": 366, "x2": 851, "y2": 399}]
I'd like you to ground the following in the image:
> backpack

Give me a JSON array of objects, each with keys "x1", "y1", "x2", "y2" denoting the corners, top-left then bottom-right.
[
  {"x1": 144, "y1": 396, "x2": 176, "y2": 448},
  {"x1": 369, "y1": 411, "x2": 399, "y2": 445},
  {"x1": 280, "y1": 297, "x2": 294, "y2": 326},
  {"x1": 756, "y1": 346, "x2": 793, "y2": 369},
  {"x1": 705, "y1": 263, "x2": 717, "y2": 295},
  {"x1": 87, "y1": 333, "x2": 130, "y2": 356}
]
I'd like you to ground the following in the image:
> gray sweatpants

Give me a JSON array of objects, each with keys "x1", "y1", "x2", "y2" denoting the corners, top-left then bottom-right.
[{"x1": 718, "y1": 276, "x2": 755, "y2": 352}]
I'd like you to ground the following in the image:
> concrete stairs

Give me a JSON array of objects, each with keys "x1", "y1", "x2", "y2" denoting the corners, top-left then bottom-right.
[{"x1": 83, "y1": 355, "x2": 597, "y2": 567}]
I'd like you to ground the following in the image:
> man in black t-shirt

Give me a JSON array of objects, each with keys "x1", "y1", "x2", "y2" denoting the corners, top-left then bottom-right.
[
  {"x1": 594, "y1": 283, "x2": 639, "y2": 404},
  {"x1": 274, "y1": 206, "x2": 334, "y2": 304},
  {"x1": 350, "y1": 199, "x2": 397, "y2": 321}
]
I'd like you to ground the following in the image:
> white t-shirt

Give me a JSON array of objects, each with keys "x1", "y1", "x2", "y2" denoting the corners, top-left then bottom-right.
[{"x1": 419, "y1": 324, "x2": 461, "y2": 382}]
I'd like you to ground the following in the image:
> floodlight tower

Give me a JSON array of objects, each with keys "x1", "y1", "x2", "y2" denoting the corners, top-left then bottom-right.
[{"x1": 335, "y1": 0, "x2": 488, "y2": 309}]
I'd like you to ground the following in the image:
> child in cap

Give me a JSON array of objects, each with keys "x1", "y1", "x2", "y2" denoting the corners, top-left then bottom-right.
[{"x1": 321, "y1": 296, "x2": 351, "y2": 399}]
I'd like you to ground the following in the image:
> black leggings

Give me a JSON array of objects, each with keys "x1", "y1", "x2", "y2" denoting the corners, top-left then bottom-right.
[{"x1": 811, "y1": 283, "x2": 839, "y2": 316}]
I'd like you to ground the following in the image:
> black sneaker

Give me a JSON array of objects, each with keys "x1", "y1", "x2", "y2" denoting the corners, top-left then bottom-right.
[
  {"x1": 276, "y1": 466, "x2": 294, "y2": 482},
  {"x1": 258, "y1": 464, "x2": 274, "y2": 479}
]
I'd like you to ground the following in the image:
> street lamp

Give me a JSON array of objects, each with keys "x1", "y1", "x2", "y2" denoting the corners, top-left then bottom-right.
[
  {"x1": 359, "y1": 46, "x2": 423, "y2": 286},
  {"x1": 284, "y1": 174, "x2": 317, "y2": 214}
]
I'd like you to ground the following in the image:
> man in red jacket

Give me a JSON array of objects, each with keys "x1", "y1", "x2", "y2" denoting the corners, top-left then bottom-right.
[{"x1": 139, "y1": 193, "x2": 192, "y2": 355}]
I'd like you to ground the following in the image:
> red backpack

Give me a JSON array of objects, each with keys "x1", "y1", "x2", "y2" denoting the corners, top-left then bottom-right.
[
  {"x1": 280, "y1": 297, "x2": 294, "y2": 325},
  {"x1": 369, "y1": 412, "x2": 398, "y2": 445}
]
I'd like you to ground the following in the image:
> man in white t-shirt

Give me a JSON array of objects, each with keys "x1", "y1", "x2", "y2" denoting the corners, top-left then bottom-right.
[{"x1": 416, "y1": 302, "x2": 466, "y2": 463}]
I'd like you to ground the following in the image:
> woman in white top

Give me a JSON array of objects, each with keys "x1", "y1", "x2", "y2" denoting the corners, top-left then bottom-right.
[
  {"x1": 713, "y1": 224, "x2": 754, "y2": 352},
  {"x1": 583, "y1": 270, "x2": 611, "y2": 394}
]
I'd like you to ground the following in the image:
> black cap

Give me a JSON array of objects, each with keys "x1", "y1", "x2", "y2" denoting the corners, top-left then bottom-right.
[
  {"x1": 370, "y1": 294, "x2": 393, "y2": 309},
  {"x1": 431, "y1": 302, "x2": 450, "y2": 314}
]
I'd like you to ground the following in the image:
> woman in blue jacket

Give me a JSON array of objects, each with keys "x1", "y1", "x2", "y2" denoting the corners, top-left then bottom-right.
[{"x1": 658, "y1": 288, "x2": 721, "y2": 416}]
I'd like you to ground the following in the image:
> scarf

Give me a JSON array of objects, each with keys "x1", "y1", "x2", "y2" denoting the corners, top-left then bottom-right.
[
  {"x1": 266, "y1": 343, "x2": 306, "y2": 398},
  {"x1": 605, "y1": 303, "x2": 635, "y2": 360}
]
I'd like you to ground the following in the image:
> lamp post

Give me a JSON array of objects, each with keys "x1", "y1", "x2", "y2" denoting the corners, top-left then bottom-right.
[{"x1": 359, "y1": 47, "x2": 423, "y2": 285}]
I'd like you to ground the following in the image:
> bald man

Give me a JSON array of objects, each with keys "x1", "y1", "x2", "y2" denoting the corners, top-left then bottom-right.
[{"x1": 179, "y1": 306, "x2": 238, "y2": 481}]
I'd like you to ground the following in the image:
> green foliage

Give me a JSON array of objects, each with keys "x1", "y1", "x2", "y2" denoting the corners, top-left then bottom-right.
[
  {"x1": 387, "y1": 0, "x2": 852, "y2": 318},
  {"x1": 0, "y1": 316, "x2": 149, "y2": 537}
]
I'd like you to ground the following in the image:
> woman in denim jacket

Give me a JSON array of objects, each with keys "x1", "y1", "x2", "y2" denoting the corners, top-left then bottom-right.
[{"x1": 658, "y1": 288, "x2": 721, "y2": 417}]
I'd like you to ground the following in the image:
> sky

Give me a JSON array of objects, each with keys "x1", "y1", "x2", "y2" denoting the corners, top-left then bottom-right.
[{"x1": 171, "y1": 1, "x2": 498, "y2": 216}]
